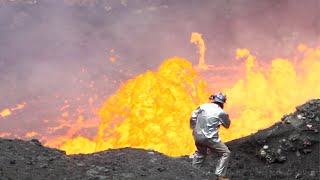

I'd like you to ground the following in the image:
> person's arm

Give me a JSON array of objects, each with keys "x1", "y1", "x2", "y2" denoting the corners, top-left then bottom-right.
[
  {"x1": 190, "y1": 106, "x2": 202, "y2": 130},
  {"x1": 218, "y1": 112, "x2": 231, "y2": 129}
]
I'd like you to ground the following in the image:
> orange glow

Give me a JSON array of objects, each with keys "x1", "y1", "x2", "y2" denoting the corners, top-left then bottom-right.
[
  {"x1": 44, "y1": 115, "x2": 101, "y2": 149},
  {"x1": 25, "y1": 132, "x2": 39, "y2": 138},
  {"x1": 60, "y1": 136, "x2": 97, "y2": 154},
  {"x1": 0, "y1": 103, "x2": 26, "y2": 118},
  {"x1": 109, "y1": 57, "x2": 116, "y2": 62},
  {"x1": 0, "y1": 108, "x2": 11, "y2": 118},
  {"x1": 11, "y1": 103, "x2": 26, "y2": 111},
  {"x1": 109, "y1": 48, "x2": 117, "y2": 62},
  {"x1": 191, "y1": 32, "x2": 208, "y2": 70},
  {"x1": 62, "y1": 112, "x2": 69, "y2": 117},
  {"x1": 77, "y1": 115, "x2": 84, "y2": 123},
  {"x1": 0, "y1": 132, "x2": 20, "y2": 138}
]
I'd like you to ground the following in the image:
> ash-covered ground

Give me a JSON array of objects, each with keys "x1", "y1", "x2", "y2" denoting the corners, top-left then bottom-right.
[{"x1": 0, "y1": 99, "x2": 319, "y2": 180}]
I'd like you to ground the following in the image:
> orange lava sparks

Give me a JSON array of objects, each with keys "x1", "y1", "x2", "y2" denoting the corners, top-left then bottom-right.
[
  {"x1": 0, "y1": 103, "x2": 26, "y2": 118},
  {"x1": 0, "y1": 108, "x2": 11, "y2": 118},
  {"x1": 191, "y1": 32, "x2": 208, "y2": 70}
]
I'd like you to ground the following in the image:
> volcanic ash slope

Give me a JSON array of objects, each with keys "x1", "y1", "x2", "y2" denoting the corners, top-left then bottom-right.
[{"x1": 0, "y1": 99, "x2": 319, "y2": 180}]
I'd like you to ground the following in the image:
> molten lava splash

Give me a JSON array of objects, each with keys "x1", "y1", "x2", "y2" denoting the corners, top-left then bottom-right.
[
  {"x1": 0, "y1": 109, "x2": 11, "y2": 118},
  {"x1": 191, "y1": 32, "x2": 208, "y2": 70},
  {"x1": 219, "y1": 45, "x2": 320, "y2": 141},
  {"x1": 61, "y1": 57, "x2": 210, "y2": 155},
  {"x1": 0, "y1": 103, "x2": 26, "y2": 118}
]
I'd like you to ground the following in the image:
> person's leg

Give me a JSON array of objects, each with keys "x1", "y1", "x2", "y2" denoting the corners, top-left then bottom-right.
[
  {"x1": 207, "y1": 141, "x2": 231, "y2": 177},
  {"x1": 192, "y1": 142, "x2": 208, "y2": 168}
]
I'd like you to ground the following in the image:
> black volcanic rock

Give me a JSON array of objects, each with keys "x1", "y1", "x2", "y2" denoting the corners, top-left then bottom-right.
[
  {"x1": 0, "y1": 138, "x2": 213, "y2": 180},
  {"x1": 0, "y1": 99, "x2": 319, "y2": 180},
  {"x1": 221, "y1": 99, "x2": 320, "y2": 179}
]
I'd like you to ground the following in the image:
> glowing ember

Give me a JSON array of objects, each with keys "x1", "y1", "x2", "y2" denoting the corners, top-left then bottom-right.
[
  {"x1": 0, "y1": 109, "x2": 11, "y2": 118},
  {"x1": 11, "y1": 103, "x2": 26, "y2": 111},
  {"x1": 109, "y1": 49, "x2": 117, "y2": 62},
  {"x1": 109, "y1": 57, "x2": 116, "y2": 62},
  {"x1": 25, "y1": 132, "x2": 39, "y2": 138},
  {"x1": 0, "y1": 103, "x2": 26, "y2": 118}
]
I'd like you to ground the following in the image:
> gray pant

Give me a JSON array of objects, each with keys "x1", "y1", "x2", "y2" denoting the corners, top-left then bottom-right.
[{"x1": 192, "y1": 139, "x2": 231, "y2": 176}]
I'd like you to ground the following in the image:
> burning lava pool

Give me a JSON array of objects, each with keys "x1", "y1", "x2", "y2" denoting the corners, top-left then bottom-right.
[
  {"x1": 1, "y1": 33, "x2": 320, "y2": 157},
  {"x1": 60, "y1": 41, "x2": 320, "y2": 156}
]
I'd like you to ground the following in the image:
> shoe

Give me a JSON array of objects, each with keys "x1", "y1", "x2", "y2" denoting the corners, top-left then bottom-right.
[{"x1": 216, "y1": 176, "x2": 230, "y2": 180}]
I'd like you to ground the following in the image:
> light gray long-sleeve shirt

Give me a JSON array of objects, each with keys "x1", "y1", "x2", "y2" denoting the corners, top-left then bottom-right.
[{"x1": 190, "y1": 103, "x2": 230, "y2": 142}]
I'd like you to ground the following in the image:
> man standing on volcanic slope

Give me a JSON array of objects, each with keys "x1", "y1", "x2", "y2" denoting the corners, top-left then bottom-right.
[{"x1": 190, "y1": 93, "x2": 231, "y2": 180}]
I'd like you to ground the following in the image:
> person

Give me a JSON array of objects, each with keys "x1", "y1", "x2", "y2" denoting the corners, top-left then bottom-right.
[{"x1": 190, "y1": 93, "x2": 231, "y2": 180}]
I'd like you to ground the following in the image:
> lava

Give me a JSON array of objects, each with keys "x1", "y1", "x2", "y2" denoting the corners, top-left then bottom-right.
[
  {"x1": 59, "y1": 33, "x2": 319, "y2": 156},
  {"x1": 61, "y1": 56, "x2": 210, "y2": 156},
  {"x1": 1, "y1": 32, "x2": 319, "y2": 157},
  {"x1": 219, "y1": 45, "x2": 320, "y2": 142},
  {"x1": 191, "y1": 32, "x2": 208, "y2": 70},
  {"x1": 0, "y1": 108, "x2": 11, "y2": 118},
  {"x1": 0, "y1": 103, "x2": 26, "y2": 118}
]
